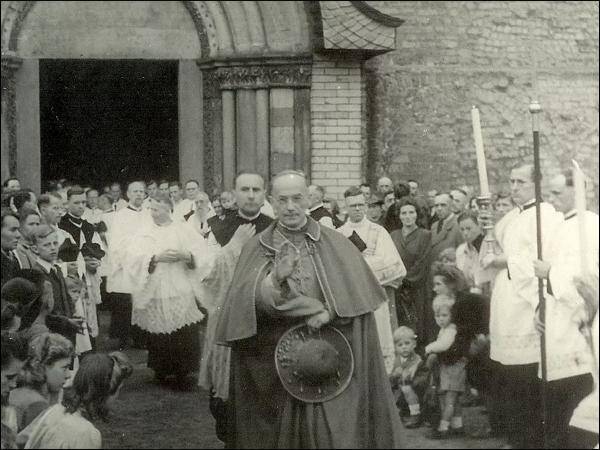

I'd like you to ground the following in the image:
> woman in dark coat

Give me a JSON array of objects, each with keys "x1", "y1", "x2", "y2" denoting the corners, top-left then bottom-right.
[{"x1": 390, "y1": 197, "x2": 433, "y2": 346}]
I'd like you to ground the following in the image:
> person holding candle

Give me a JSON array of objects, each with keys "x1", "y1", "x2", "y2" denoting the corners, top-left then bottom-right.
[{"x1": 531, "y1": 170, "x2": 597, "y2": 449}]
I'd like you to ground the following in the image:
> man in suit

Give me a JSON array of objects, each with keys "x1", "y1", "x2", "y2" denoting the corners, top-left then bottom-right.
[
  {"x1": 1, "y1": 209, "x2": 21, "y2": 288},
  {"x1": 30, "y1": 224, "x2": 83, "y2": 343},
  {"x1": 430, "y1": 193, "x2": 464, "y2": 259}
]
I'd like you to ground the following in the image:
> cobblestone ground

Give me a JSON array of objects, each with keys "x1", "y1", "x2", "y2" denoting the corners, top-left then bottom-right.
[{"x1": 95, "y1": 312, "x2": 506, "y2": 449}]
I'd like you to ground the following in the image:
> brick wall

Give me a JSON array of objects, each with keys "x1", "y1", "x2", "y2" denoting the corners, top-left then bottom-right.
[
  {"x1": 310, "y1": 55, "x2": 364, "y2": 200},
  {"x1": 365, "y1": 1, "x2": 599, "y2": 208}
]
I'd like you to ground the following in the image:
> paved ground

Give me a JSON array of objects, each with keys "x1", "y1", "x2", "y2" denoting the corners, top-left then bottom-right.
[{"x1": 95, "y1": 312, "x2": 506, "y2": 449}]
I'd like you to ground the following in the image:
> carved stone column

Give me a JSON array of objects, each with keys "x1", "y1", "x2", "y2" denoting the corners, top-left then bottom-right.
[
  {"x1": 1, "y1": 51, "x2": 23, "y2": 179},
  {"x1": 199, "y1": 61, "x2": 311, "y2": 190}
]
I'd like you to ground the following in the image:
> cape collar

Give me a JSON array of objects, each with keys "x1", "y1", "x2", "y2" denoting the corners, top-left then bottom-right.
[{"x1": 259, "y1": 216, "x2": 321, "y2": 253}]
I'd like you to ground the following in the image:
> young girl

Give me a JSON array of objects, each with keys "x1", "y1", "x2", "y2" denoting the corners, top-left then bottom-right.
[
  {"x1": 9, "y1": 333, "x2": 74, "y2": 431},
  {"x1": 19, "y1": 351, "x2": 133, "y2": 449},
  {"x1": 425, "y1": 294, "x2": 466, "y2": 439}
]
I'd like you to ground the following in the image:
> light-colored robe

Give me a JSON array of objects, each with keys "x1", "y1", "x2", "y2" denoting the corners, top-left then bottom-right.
[
  {"x1": 338, "y1": 217, "x2": 407, "y2": 373},
  {"x1": 128, "y1": 220, "x2": 205, "y2": 334},
  {"x1": 545, "y1": 210, "x2": 598, "y2": 381},
  {"x1": 489, "y1": 202, "x2": 563, "y2": 365},
  {"x1": 106, "y1": 206, "x2": 152, "y2": 294}
]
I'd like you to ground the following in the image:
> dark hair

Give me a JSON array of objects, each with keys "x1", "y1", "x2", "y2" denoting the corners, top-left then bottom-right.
[
  {"x1": 359, "y1": 182, "x2": 371, "y2": 189},
  {"x1": 1, "y1": 331, "x2": 28, "y2": 369},
  {"x1": 169, "y1": 181, "x2": 182, "y2": 189},
  {"x1": 394, "y1": 182, "x2": 410, "y2": 199},
  {"x1": 395, "y1": 197, "x2": 423, "y2": 225},
  {"x1": 158, "y1": 179, "x2": 169, "y2": 187},
  {"x1": 63, "y1": 352, "x2": 133, "y2": 421},
  {"x1": 1, "y1": 302, "x2": 19, "y2": 331},
  {"x1": 1, "y1": 208, "x2": 19, "y2": 228},
  {"x1": 432, "y1": 264, "x2": 468, "y2": 295},
  {"x1": 561, "y1": 170, "x2": 574, "y2": 187},
  {"x1": 147, "y1": 180, "x2": 157, "y2": 187},
  {"x1": 8, "y1": 190, "x2": 35, "y2": 212},
  {"x1": 67, "y1": 187, "x2": 85, "y2": 199},
  {"x1": 37, "y1": 193, "x2": 60, "y2": 210},
  {"x1": 110, "y1": 182, "x2": 121, "y2": 190},
  {"x1": 494, "y1": 191, "x2": 513, "y2": 204},
  {"x1": 407, "y1": 179, "x2": 418, "y2": 184},
  {"x1": 86, "y1": 189, "x2": 99, "y2": 197},
  {"x1": 19, "y1": 207, "x2": 40, "y2": 224},
  {"x1": 457, "y1": 210, "x2": 479, "y2": 225},
  {"x1": 343, "y1": 186, "x2": 363, "y2": 198}
]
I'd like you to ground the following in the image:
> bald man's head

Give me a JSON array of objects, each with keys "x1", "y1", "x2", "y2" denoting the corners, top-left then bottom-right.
[{"x1": 271, "y1": 171, "x2": 309, "y2": 228}]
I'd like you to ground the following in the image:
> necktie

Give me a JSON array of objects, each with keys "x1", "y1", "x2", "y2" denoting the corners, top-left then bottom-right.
[{"x1": 437, "y1": 220, "x2": 443, "y2": 234}]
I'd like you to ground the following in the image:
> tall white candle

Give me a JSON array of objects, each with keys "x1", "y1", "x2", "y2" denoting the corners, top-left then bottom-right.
[
  {"x1": 471, "y1": 106, "x2": 490, "y2": 197},
  {"x1": 572, "y1": 160, "x2": 588, "y2": 273}
]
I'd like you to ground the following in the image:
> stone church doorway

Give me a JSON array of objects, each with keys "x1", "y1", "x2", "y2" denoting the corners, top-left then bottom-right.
[{"x1": 39, "y1": 59, "x2": 179, "y2": 190}]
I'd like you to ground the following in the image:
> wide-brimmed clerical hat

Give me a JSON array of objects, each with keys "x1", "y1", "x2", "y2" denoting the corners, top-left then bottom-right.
[
  {"x1": 81, "y1": 242, "x2": 105, "y2": 260},
  {"x1": 275, "y1": 323, "x2": 354, "y2": 403},
  {"x1": 58, "y1": 239, "x2": 79, "y2": 263}
]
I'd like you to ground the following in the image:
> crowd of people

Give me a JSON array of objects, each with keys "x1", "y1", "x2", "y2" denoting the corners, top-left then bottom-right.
[{"x1": 1, "y1": 165, "x2": 598, "y2": 449}]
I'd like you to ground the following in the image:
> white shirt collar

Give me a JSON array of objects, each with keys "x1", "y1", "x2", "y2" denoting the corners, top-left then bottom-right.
[
  {"x1": 36, "y1": 257, "x2": 56, "y2": 274},
  {"x1": 238, "y1": 210, "x2": 261, "y2": 221}
]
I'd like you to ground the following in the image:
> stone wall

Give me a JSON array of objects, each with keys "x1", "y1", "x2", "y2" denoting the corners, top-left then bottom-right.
[{"x1": 365, "y1": 1, "x2": 599, "y2": 207}]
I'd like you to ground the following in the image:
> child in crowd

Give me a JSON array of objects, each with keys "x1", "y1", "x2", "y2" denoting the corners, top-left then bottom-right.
[
  {"x1": 65, "y1": 276, "x2": 92, "y2": 355},
  {"x1": 425, "y1": 294, "x2": 466, "y2": 439},
  {"x1": 18, "y1": 351, "x2": 133, "y2": 449},
  {"x1": 437, "y1": 248, "x2": 457, "y2": 268},
  {"x1": 9, "y1": 333, "x2": 74, "y2": 431},
  {"x1": 389, "y1": 326, "x2": 429, "y2": 428}
]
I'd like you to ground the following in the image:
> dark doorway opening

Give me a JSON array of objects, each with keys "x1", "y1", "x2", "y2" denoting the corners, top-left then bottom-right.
[{"x1": 40, "y1": 59, "x2": 179, "y2": 191}]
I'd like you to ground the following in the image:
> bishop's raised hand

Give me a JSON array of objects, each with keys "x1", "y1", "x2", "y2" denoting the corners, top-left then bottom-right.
[{"x1": 274, "y1": 242, "x2": 301, "y2": 283}]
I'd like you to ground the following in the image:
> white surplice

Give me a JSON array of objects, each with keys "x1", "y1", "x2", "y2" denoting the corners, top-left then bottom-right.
[
  {"x1": 128, "y1": 220, "x2": 205, "y2": 334},
  {"x1": 489, "y1": 202, "x2": 563, "y2": 365},
  {"x1": 338, "y1": 217, "x2": 407, "y2": 374},
  {"x1": 544, "y1": 210, "x2": 598, "y2": 381},
  {"x1": 106, "y1": 206, "x2": 152, "y2": 294}
]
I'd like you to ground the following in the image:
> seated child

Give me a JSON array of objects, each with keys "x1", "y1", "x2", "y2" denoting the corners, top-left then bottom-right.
[
  {"x1": 425, "y1": 294, "x2": 467, "y2": 439},
  {"x1": 389, "y1": 326, "x2": 429, "y2": 428}
]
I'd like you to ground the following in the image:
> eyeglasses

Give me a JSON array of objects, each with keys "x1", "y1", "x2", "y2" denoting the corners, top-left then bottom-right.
[{"x1": 348, "y1": 203, "x2": 366, "y2": 209}]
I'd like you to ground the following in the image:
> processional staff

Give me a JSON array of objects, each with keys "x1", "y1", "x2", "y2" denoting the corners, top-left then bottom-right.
[{"x1": 529, "y1": 99, "x2": 549, "y2": 449}]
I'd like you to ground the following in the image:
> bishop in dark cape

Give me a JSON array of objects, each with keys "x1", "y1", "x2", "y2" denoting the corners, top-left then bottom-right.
[{"x1": 216, "y1": 171, "x2": 403, "y2": 449}]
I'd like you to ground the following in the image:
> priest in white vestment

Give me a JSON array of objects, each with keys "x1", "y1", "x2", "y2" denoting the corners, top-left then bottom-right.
[
  {"x1": 128, "y1": 193, "x2": 205, "y2": 384},
  {"x1": 338, "y1": 186, "x2": 406, "y2": 374},
  {"x1": 532, "y1": 172, "x2": 598, "y2": 448},
  {"x1": 483, "y1": 164, "x2": 563, "y2": 449}
]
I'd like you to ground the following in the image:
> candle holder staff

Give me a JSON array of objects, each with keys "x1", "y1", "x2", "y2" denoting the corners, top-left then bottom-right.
[{"x1": 477, "y1": 101, "x2": 564, "y2": 449}]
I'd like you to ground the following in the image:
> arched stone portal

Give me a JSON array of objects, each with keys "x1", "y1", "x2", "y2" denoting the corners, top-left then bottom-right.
[{"x1": 1, "y1": 0, "x2": 403, "y2": 197}]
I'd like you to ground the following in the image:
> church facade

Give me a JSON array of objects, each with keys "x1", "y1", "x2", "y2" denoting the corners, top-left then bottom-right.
[
  {"x1": 1, "y1": 1, "x2": 598, "y2": 205},
  {"x1": 1, "y1": 0, "x2": 403, "y2": 197}
]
